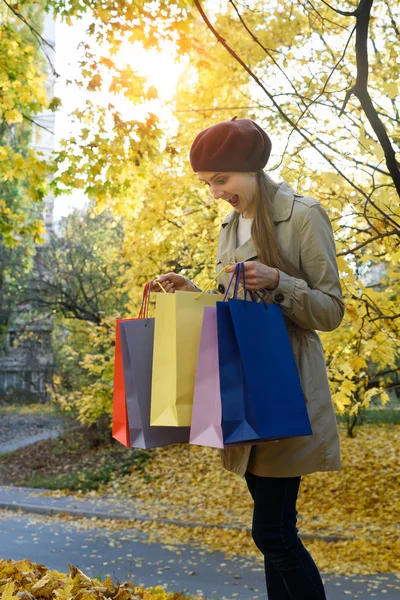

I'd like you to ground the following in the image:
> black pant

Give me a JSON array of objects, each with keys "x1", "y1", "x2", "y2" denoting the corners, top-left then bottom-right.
[{"x1": 245, "y1": 470, "x2": 326, "y2": 600}]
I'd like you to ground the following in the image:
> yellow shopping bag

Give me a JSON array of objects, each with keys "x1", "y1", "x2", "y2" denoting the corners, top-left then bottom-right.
[{"x1": 150, "y1": 269, "x2": 229, "y2": 427}]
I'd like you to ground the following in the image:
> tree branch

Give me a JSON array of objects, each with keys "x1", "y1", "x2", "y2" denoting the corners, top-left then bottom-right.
[
  {"x1": 174, "y1": 105, "x2": 260, "y2": 113},
  {"x1": 2, "y1": 0, "x2": 59, "y2": 78},
  {"x1": 22, "y1": 113, "x2": 54, "y2": 136},
  {"x1": 320, "y1": 0, "x2": 359, "y2": 17},
  {"x1": 192, "y1": 0, "x2": 376, "y2": 204},
  {"x1": 336, "y1": 228, "x2": 400, "y2": 256},
  {"x1": 338, "y1": 0, "x2": 400, "y2": 196},
  {"x1": 303, "y1": 0, "x2": 350, "y2": 31},
  {"x1": 228, "y1": 0, "x2": 308, "y2": 111}
]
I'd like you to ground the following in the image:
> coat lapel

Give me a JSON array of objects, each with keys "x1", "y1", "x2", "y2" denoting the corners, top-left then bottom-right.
[{"x1": 235, "y1": 237, "x2": 258, "y2": 263}]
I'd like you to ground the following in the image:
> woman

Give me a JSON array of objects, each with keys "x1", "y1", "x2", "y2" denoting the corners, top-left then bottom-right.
[{"x1": 153, "y1": 117, "x2": 344, "y2": 599}]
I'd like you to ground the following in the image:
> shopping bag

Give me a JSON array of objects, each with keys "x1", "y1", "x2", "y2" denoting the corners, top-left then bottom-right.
[
  {"x1": 150, "y1": 274, "x2": 224, "y2": 428},
  {"x1": 217, "y1": 263, "x2": 312, "y2": 444},
  {"x1": 190, "y1": 291, "x2": 281, "y2": 449},
  {"x1": 189, "y1": 306, "x2": 224, "y2": 448},
  {"x1": 113, "y1": 284, "x2": 152, "y2": 447},
  {"x1": 113, "y1": 283, "x2": 190, "y2": 448},
  {"x1": 112, "y1": 315, "x2": 133, "y2": 447}
]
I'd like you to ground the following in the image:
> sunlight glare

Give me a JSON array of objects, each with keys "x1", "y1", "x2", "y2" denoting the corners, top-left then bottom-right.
[{"x1": 115, "y1": 40, "x2": 187, "y2": 123}]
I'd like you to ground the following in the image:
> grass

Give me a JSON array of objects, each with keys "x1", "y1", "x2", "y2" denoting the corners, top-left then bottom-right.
[
  {"x1": 0, "y1": 402, "x2": 61, "y2": 416},
  {"x1": 336, "y1": 390, "x2": 400, "y2": 427},
  {"x1": 336, "y1": 407, "x2": 400, "y2": 425},
  {"x1": 25, "y1": 450, "x2": 153, "y2": 491}
]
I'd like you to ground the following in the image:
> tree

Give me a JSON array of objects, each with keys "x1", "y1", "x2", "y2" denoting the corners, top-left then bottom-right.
[
  {"x1": 187, "y1": 0, "x2": 400, "y2": 428},
  {"x1": 20, "y1": 207, "x2": 130, "y2": 324},
  {"x1": 0, "y1": 0, "x2": 54, "y2": 247},
  {"x1": 18, "y1": 206, "x2": 132, "y2": 423},
  {"x1": 4, "y1": 0, "x2": 398, "y2": 430}
]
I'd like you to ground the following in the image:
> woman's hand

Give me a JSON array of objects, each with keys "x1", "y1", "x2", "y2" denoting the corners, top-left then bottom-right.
[
  {"x1": 150, "y1": 273, "x2": 197, "y2": 294},
  {"x1": 225, "y1": 261, "x2": 279, "y2": 291}
]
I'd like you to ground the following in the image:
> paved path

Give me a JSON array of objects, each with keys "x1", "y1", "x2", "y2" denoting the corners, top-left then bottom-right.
[
  {"x1": 0, "y1": 412, "x2": 73, "y2": 454},
  {"x1": 1, "y1": 510, "x2": 399, "y2": 599},
  {"x1": 0, "y1": 486, "x2": 399, "y2": 599},
  {"x1": 0, "y1": 485, "x2": 342, "y2": 541}
]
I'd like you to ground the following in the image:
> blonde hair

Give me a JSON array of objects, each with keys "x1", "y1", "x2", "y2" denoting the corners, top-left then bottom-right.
[{"x1": 232, "y1": 170, "x2": 303, "y2": 279}]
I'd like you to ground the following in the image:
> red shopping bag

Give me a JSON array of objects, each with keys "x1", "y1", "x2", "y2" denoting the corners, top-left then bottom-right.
[{"x1": 112, "y1": 284, "x2": 150, "y2": 447}]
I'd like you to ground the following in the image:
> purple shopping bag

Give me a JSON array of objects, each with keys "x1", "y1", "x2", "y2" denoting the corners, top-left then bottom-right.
[{"x1": 190, "y1": 306, "x2": 224, "y2": 448}]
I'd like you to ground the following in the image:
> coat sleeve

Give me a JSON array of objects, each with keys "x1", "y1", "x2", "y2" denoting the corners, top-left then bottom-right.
[{"x1": 262, "y1": 204, "x2": 345, "y2": 331}]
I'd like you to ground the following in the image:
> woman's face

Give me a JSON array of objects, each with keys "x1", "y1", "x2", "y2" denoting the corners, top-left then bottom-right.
[{"x1": 196, "y1": 171, "x2": 258, "y2": 217}]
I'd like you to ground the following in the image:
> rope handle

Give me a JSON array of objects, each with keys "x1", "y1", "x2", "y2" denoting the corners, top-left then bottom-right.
[
  {"x1": 222, "y1": 263, "x2": 256, "y2": 303},
  {"x1": 138, "y1": 280, "x2": 167, "y2": 320},
  {"x1": 194, "y1": 264, "x2": 248, "y2": 301},
  {"x1": 138, "y1": 282, "x2": 150, "y2": 319},
  {"x1": 140, "y1": 267, "x2": 250, "y2": 316},
  {"x1": 194, "y1": 265, "x2": 232, "y2": 299},
  {"x1": 223, "y1": 263, "x2": 241, "y2": 301}
]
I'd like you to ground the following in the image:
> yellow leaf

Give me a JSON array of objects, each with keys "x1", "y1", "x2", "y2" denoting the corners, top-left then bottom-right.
[
  {"x1": 1, "y1": 581, "x2": 19, "y2": 599},
  {"x1": 336, "y1": 256, "x2": 353, "y2": 276},
  {"x1": 350, "y1": 357, "x2": 367, "y2": 372},
  {"x1": 382, "y1": 80, "x2": 399, "y2": 98},
  {"x1": 349, "y1": 402, "x2": 361, "y2": 416},
  {"x1": 0, "y1": 146, "x2": 11, "y2": 161},
  {"x1": 362, "y1": 387, "x2": 380, "y2": 408},
  {"x1": 332, "y1": 391, "x2": 352, "y2": 413},
  {"x1": 346, "y1": 304, "x2": 358, "y2": 320},
  {"x1": 359, "y1": 123, "x2": 368, "y2": 155},
  {"x1": 4, "y1": 109, "x2": 23, "y2": 124},
  {"x1": 88, "y1": 73, "x2": 102, "y2": 91}
]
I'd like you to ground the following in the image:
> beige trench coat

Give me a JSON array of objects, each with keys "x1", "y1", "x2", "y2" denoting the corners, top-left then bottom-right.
[{"x1": 190, "y1": 181, "x2": 345, "y2": 478}]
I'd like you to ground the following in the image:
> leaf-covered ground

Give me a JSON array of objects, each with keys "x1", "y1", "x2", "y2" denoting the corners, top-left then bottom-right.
[
  {"x1": 2, "y1": 422, "x2": 399, "y2": 575},
  {"x1": 87, "y1": 423, "x2": 399, "y2": 575},
  {"x1": 0, "y1": 429, "x2": 151, "y2": 490},
  {"x1": 0, "y1": 559, "x2": 201, "y2": 599}
]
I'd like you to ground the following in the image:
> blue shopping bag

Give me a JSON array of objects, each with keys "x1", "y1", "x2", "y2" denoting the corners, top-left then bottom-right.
[{"x1": 217, "y1": 263, "x2": 312, "y2": 444}]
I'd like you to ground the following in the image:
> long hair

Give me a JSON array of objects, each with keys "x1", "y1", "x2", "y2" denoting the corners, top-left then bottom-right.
[{"x1": 232, "y1": 170, "x2": 304, "y2": 279}]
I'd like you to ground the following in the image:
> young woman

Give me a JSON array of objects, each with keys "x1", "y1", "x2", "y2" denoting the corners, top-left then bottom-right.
[{"x1": 153, "y1": 117, "x2": 344, "y2": 599}]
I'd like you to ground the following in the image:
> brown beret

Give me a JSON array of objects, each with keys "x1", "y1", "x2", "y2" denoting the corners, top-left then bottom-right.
[{"x1": 189, "y1": 117, "x2": 272, "y2": 173}]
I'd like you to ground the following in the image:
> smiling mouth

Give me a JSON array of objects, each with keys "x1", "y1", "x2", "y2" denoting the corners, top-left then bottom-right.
[{"x1": 228, "y1": 194, "x2": 239, "y2": 206}]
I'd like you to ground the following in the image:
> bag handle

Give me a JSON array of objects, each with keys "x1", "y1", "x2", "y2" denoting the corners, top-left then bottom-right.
[
  {"x1": 194, "y1": 265, "x2": 232, "y2": 299},
  {"x1": 138, "y1": 280, "x2": 167, "y2": 320},
  {"x1": 225, "y1": 262, "x2": 256, "y2": 304},
  {"x1": 195, "y1": 263, "x2": 257, "y2": 302},
  {"x1": 138, "y1": 283, "x2": 150, "y2": 319},
  {"x1": 240, "y1": 262, "x2": 258, "y2": 304},
  {"x1": 224, "y1": 262, "x2": 247, "y2": 301},
  {"x1": 243, "y1": 264, "x2": 257, "y2": 304},
  {"x1": 223, "y1": 263, "x2": 241, "y2": 301}
]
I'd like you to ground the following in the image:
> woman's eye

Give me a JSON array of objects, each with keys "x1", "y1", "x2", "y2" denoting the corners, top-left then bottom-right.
[{"x1": 202, "y1": 179, "x2": 226, "y2": 186}]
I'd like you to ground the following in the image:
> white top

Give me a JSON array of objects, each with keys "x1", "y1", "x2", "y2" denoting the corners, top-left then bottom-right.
[{"x1": 237, "y1": 213, "x2": 253, "y2": 247}]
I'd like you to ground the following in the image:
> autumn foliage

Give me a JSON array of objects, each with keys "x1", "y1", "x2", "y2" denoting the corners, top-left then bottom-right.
[
  {"x1": 1, "y1": 1, "x2": 399, "y2": 425},
  {"x1": 0, "y1": 559, "x2": 202, "y2": 599}
]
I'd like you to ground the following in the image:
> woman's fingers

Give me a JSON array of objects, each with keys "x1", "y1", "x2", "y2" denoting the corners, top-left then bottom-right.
[
  {"x1": 152, "y1": 279, "x2": 176, "y2": 293},
  {"x1": 151, "y1": 272, "x2": 184, "y2": 293},
  {"x1": 151, "y1": 280, "x2": 164, "y2": 292}
]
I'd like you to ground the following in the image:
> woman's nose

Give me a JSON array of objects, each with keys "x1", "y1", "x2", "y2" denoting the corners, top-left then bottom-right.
[{"x1": 212, "y1": 188, "x2": 224, "y2": 200}]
